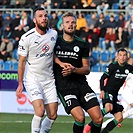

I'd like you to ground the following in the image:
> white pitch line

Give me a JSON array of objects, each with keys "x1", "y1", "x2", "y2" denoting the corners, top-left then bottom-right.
[{"x1": 0, "y1": 120, "x2": 74, "y2": 123}]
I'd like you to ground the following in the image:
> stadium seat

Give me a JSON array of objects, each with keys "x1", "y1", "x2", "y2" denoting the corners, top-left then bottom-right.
[
  {"x1": 12, "y1": 49, "x2": 18, "y2": 61},
  {"x1": 99, "y1": 37, "x2": 104, "y2": 49},
  {"x1": 0, "y1": 60, "x2": 4, "y2": 70},
  {"x1": 92, "y1": 50, "x2": 100, "y2": 61},
  {"x1": 129, "y1": 39, "x2": 133, "y2": 49},
  {"x1": 3, "y1": 60, "x2": 13, "y2": 70},
  {"x1": 101, "y1": 64, "x2": 108, "y2": 72},
  {"x1": 13, "y1": 61, "x2": 18, "y2": 71},
  {"x1": 112, "y1": 3, "x2": 119, "y2": 10},
  {"x1": 91, "y1": 63, "x2": 102, "y2": 72},
  {"x1": 100, "y1": 51, "x2": 110, "y2": 62},
  {"x1": 110, "y1": 51, "x2": 116, "y2": 61}
]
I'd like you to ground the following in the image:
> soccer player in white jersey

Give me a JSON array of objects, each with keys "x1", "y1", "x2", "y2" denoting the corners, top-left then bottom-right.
[
  {"x1": 16, "y1": 7, "x2": 58, "y2": 133},
  {"x1": 102, "y1": 73, "x2": 133, "y2": 129}
]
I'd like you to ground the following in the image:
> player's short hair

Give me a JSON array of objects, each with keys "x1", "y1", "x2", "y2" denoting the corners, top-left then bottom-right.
[
  {"x1": 117, "y1": 48, "x2": 127, "y2": 54},
  {"x1": 62, "y1": 12, "x2": 77, "y2": 21},
  {"x1": 33, "y1": 7, "x2": 46, "y2": 17}
]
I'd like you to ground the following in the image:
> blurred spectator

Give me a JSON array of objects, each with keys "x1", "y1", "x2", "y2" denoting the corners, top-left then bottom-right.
[
  {"x1": 49, "y1": 12, "x2": 59, "y2": 30},
  {"x1": 125, "y1": 2, "x2": 133, "y2": 18},
  {"x1": 24, "y1": 0, "x2": 35, "y2": 9},
  {"x1": 125, "y1": 14, "x2": 133, "y2": 39},
  {"x1": 2, "y1": 14, "x2": 12, "y2": 31},
  {"x1": 76, "y1": 13, "x2": 87, "y2": 35},
  {"x1": 102, "y1": 27, "x2": 116, "y2": 52},
  {"x1": 87, "y1": 12, "x2": 98, "y2": 30},
  {"x1": 0, "y1": 0, "x2": 11, "y2": 8},
  {"x1": 107, "y1": 0, "x2": 116, "y2": 9},
  {"x1": 97, "y1": 0, "x2": 109, "y2": 15},
  {"x1": 15, "y1": 11, "x2": 31, "y2": 33},
  {"x1": 51, "y1": 0, "x2": 61, "y2": 8},
  {"x1": 115, "y1": 27, "x2": 129, "y2": 50},
  {"x1": 95, "y1": 13, "x2": 107, "y2": 38},
  {"x1": 60, "y1": 0, "x2": 68, "y2": 9},
  {"x1": 81, "y1": 0, "x2": 101, "y2": 9},
  {"x1": 1, "y1": 25, "x2": 13, "y2": 42},
  {"x1": 10, "y1": 13, "x2": 21, "y2": 31},
  {"x1": 12, "y1": 26, "x2": 25, "y2": 50},
  {"x1": 87, "y1": 27, "x2": 100, "y2": 50},
  {"x1": 79, "y1": 26, "x2": 90, "y2": 41},
  {"x1": 106, "y1": 15, "x2": 117, "y2": 29},
  {"x1": 0, "y1": 11, "x2": 3, "y2": 41},
  {"x1": 116, "y1": 13, "x2": 126, "y2": 28},
  {"x1": 0, "y1": 37, "x2": 13, "y2": 62},
  {"x1": 11, "y1": 0, "x2": 22, "y2": 8},
  {"x1": 118, "y1": 0, "x2": 130, "y2": 9}
]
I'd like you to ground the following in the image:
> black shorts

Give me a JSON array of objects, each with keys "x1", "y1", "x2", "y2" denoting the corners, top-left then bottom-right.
[
  {"x1": 57, "y1": 82, "x2": 100, "y2": 114},
  {"x1": 102, "y1": 92, "x2": 124, "y2": 114}
]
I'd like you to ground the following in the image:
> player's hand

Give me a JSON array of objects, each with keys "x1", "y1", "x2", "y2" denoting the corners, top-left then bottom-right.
[
  {"x1": 59, "y1": 62, "x2": 72, "y2": 69},
  {"x1": 62, "y1": 65, "x2": 75, "y2": 77},
  {"x1": 16, "y1": 84, "x2": 23, "y2": 99},
  {"x1": 100, "y1": 90, "x2": 105, "y2": 99}
]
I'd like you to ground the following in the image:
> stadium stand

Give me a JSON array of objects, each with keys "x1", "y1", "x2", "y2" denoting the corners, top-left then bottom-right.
[{"x1": 0, "y1": 2, "x2": 133, "y2": 72}]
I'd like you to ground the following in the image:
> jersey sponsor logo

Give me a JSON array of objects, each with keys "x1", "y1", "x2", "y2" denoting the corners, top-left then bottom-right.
[
  {"x1": 64, "y1": 94, "x2": 77, "y2": 101},
  {"x1": 125, "y1": 69, "x2": 129, "y2": 74},
  {"x1": 73, "y1": 46, "x2": 80, "y2": 52},
  {"x1": 116, "y1": 69, "x2": 120, "y2": 72},
  {"x1": 115, "y1": 73, "x2": 128, "y2": 79},
  {"x1": 56, "y1": 51, "x2": 78, "y2": 59},
  {"x1": 84, "y1": 93, "x2": 96, "y2": 102}
]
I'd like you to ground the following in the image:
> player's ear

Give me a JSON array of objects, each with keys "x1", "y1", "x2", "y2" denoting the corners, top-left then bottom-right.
[
  {"x1": 61, "y1": 23, "x2": 64, "y2": 29},
  {"x1": 33, "y1": 18, "x2": 36, "y2": 24}
]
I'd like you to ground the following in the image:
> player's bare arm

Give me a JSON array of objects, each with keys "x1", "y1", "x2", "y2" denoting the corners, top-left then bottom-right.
[{"x1": 16, "y1": 55, "x2": 26, "y2": 99}]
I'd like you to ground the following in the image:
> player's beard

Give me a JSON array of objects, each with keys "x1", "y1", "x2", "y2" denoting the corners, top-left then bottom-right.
[
  {"x1": 37, "y1": 22, "x2": 48, "y2": 32},
  {"x1": 64, "y1": 30, "x2": 75, "y2": 36}
]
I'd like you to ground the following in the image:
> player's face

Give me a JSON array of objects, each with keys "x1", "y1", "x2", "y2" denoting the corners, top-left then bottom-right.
[
  {"x1": 62, "y1": 16, "x2": 76, "y2": 36},
  {"x1": 34, "y1": 10, "x2": 48, "y2": 31},
  {"x1": 117, "y1": 51, "x2": 128, "y2": 65}
]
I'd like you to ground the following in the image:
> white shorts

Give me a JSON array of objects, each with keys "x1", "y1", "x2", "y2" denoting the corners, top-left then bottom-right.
[{"x1": 24, "y1": 78, "x2": 58, "y2": 104}]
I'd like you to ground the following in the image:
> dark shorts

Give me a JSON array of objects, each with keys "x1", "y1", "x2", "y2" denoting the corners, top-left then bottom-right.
[
  {"x1": 57, "y1": 82, "x2": 100, "y2": 114},
  {"x1": 102, "y1": 92, "x2": 124, "y2": 114}
]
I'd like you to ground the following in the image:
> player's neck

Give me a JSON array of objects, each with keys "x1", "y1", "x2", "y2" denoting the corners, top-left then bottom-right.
[{"x1": 63, "y1": 33, "x2": 74, "y2": 42}]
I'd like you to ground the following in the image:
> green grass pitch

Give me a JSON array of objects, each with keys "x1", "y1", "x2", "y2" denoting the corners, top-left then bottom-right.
[{"x1": 0, "y1": 113, "x2": 133, "y2": 133}]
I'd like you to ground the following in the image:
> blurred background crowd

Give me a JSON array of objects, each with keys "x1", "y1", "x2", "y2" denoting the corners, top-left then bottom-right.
[{"x1": 0, "y1": 0, "x2": 133, "y2": 72}]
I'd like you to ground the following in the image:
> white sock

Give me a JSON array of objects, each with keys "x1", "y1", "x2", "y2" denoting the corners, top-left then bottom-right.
[
  {"x1": 123, "y1": 108, "x2": 133, "y2": 119},
  {"x1": 31, "y1": 115, "x2": 42, "y2": 133},
  {"x1": 40, "y1": 116, "x2": 55, "y2": 133}
]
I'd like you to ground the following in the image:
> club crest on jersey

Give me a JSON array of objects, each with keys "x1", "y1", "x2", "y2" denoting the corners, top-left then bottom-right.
[
  {"x1": 73, "y1": 46, "x2": 79, "y2": 52},
  {"x1": 51, "y1": 37, "x2": 56, "y2": 41},
  {"x1": 42, "y1": 44, "x2": 50, "y2": 53},
  {"x1": 125, "y1": 69, "x2": 129, "y2": 74}
]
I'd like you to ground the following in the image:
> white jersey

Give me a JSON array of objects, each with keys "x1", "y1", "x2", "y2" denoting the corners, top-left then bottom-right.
[
  {"x1": 18, "y1": 28, "x2": 57, "y2": 81},
  {"x1": 121, "y1": 73, "x2": 133, "y2": 105}
]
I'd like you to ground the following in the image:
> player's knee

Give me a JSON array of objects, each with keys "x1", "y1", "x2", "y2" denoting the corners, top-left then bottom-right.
[
  {"x1": 48, "y1": 112, "x2": 57, "y2": 120},
  {"x1": 35, "y1": 107, "x2": 45, "y2": 117},
  {"x1": 75, "y1": 115, "x2": 85, "y2": 123},
  {"x1": 116, "y1": 116, "x2": 123, "y2": 123},
  {"x1": 93, "y1": 116, "x2": 103, "y2": 124}
]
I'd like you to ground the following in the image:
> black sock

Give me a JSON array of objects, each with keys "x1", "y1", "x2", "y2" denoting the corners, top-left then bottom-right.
[
  {"x1": 101, "y1": 119, "x2": 118, "y2": 133},
  {"x1": 73, "y1": 120, "x2": 84, "y2": 133},
  {"x1": 91, "y1": 121, "x2": 102, "y2": 133}
]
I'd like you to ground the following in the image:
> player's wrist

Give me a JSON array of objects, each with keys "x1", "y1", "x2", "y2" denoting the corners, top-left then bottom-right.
[{"x1": 71, "y1": 67, "x2": 76, "y2": 73}]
